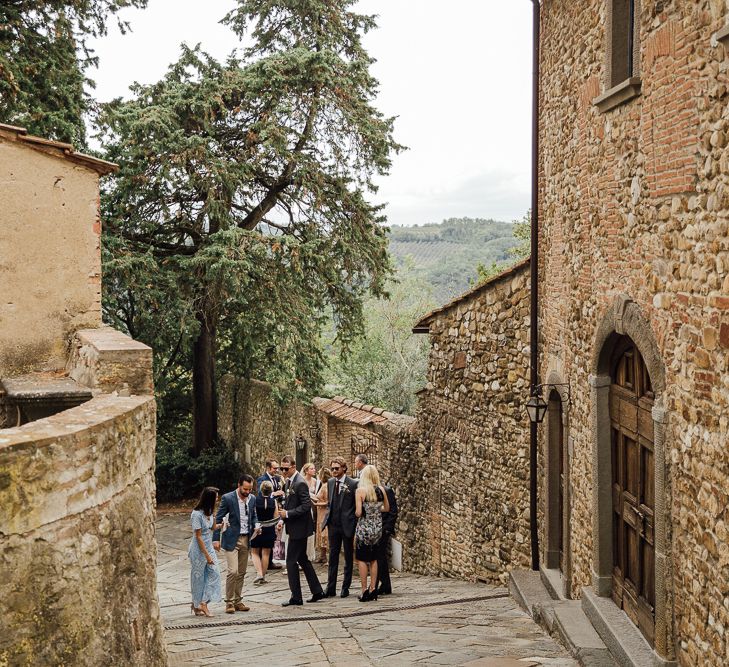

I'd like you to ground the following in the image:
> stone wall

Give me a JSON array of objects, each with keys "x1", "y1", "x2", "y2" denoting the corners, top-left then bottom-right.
[
  {"x1": 218, "y1": 376, "x2": 324, "y2": 478},
  {"x1": 0, "y1": 395, "x2": 166, "y2": 666},
  {"x1": 0, "y1": 125, "x2": 113, "y2": 376},
  {"x1": 539, "y1": 2, "x2": 729, "y2": 664},
  {"x1": 402, "y1": 259, "x2": 532, "y2": 584}
]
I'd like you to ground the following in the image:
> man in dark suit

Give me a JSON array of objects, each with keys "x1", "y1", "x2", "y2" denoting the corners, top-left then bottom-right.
[
  {"x1": 257, "y1": 459, "x2": 284, "y2": 570},
  {"x1": 376, "y1": 483, "x2": 398, "y2": 595},
  {"x1": 213, "y1": 474, "x2": 260, "y2": 613},
  {"x1": 322, "y1": 456, "x2": 358, "y2": 598},
  {"x1": 278, "y1": 455, "x2": 324, "y2": 606}
]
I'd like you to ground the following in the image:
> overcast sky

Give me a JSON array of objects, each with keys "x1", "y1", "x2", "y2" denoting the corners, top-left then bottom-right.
[{"x1": 89, "y1": 1, "x2": 532, "y2": 227}]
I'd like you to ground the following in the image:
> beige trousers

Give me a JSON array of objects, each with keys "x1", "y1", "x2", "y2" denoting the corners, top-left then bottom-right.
[{"x1": 224, "y1": 535, "x2": 250, "y2": 604}]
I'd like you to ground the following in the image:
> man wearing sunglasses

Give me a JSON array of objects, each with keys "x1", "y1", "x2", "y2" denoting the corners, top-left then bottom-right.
[
  {"x1": 322, "y1": 457, "x2": 358, "y2": 598},
  {"x1": 278, "y1": 455, "x2": 325, "y2": 606}
]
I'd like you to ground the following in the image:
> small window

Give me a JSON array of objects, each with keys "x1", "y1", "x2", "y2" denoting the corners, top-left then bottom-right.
[{"x1": 609, "y1": 0, "x2": 638, "y2": 87}]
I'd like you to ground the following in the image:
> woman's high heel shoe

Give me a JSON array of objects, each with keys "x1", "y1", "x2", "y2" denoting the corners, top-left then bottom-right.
[
  {"x1": 191, "y1": 603, "x2": 205, "y2": 616},
  {"x1": 199, "y1": 603, "x2": 213, "y2": 617},
  {"x1": 367, "y1": 588, "x2": 378, "y2": 602},
  {"x1": 358, "y1": 589, "x2": 371, "y2": 602}
]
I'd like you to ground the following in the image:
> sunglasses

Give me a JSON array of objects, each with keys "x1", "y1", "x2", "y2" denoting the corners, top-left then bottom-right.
[
  {"x1": 280, "y1": 466, "x2": 291, "y2": 472},
  {"x1": 330, "y1": 466, "x2": 341, "y2": 471}
]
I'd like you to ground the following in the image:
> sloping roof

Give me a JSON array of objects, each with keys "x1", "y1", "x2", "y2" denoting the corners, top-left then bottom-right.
[
  {"x1": 313, "y1": 396, "x2": 391, "y2": 426},
  {"x1": 0, "y1": 123, "x2": 118, "y2": 175},
  {"x1": 412, "y1": 256, "x2": 530, "y2": 333}
]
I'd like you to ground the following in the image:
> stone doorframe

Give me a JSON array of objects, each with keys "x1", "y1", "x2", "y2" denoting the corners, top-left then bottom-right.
[
  {"x1": 589, "y1": 295, "x2": 673, "y2": 661},
  {"x1": 544, "y1": 369, "x2": 571, "y2": 597}
]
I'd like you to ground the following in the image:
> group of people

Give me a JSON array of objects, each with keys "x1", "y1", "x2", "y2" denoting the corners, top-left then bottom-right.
[{"x1": 187, "y1": 453, "x2": 398, "y2": 616}]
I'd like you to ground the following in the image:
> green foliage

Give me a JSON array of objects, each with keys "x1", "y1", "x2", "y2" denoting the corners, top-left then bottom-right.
[
  {"x1": 156, "y1": 422, "x2": 241, "y2": 502},
  {"x1": 99, "y1": 1, "x2": 402, "y2": 450},
  {"x1": 469, "y1": 211, "x2": 530, "y2": 288},
  {"x1": 0, "y1": 0, "x2": 147, "y2": 145},
  {"x1": 508, "y1": 210, "x2": 531, "y2": 259},
  {"x1": 326, "y1": 263, "x2": 436, "y2": 415},
  {"x1": 388, "y1": 217, "x2": 520, "y2": 300}
]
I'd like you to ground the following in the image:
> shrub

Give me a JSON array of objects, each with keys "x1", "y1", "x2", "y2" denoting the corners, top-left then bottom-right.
[{"x1": 155, "y1": 435, "x2": 241, "y2": 503}]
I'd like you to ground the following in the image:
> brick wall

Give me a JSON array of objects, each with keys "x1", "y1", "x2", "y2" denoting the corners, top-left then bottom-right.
[{"x1": 539, "y1": 2, "x2": 729, "y2": 664}]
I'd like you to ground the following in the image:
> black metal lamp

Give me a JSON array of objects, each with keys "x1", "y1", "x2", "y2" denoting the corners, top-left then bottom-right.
[
  {"x1": 525, "y1": 393, "x2": 549, "y2": 424},
  {"x1": 294, "y1": 435, "x2": 307, "y2": 451}
]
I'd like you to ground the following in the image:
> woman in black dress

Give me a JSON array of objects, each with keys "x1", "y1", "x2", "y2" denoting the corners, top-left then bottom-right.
[{"x1": 251, "y1": 480, "x2": 279, "y2": 585}]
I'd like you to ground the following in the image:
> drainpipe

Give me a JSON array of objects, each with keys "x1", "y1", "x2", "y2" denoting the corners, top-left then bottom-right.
[{"x1": 529, "y1": 0, "x2": 541, "y2": 572}]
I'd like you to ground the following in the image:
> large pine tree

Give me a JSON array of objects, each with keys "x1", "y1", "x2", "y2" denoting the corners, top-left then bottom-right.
[
  {"x1": 0, "y1": 0, "x2": 146, "y2": 145},
  {"x1": 100, "y1": 0, "x2": 402, "y2": 454}
]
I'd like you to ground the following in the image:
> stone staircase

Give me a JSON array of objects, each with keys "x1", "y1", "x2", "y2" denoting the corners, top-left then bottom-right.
[
  {"x1": 509, "y1": 569, "x2": 617, "y2": 667},
  {"x1": 509, "y1": 569, "x2": 675, "y2": 667}
]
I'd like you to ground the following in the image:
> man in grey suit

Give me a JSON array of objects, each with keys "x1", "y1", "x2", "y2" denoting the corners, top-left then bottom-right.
[{"x1": 323, "y1": 456, "x2": 358, "y2": 597}]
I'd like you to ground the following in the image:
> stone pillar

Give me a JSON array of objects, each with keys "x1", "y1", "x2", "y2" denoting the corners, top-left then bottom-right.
[
  {"x1": 652, "y1": 400, "x2": 674, "y2": 662},
  {"x1": 590, "y1": 373, "x2": 612, "y2": 597}
]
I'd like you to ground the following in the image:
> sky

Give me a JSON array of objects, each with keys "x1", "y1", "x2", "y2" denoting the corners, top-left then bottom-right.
[{"x1": 89, "y1": 1, "x2": 533, "y2": 227}]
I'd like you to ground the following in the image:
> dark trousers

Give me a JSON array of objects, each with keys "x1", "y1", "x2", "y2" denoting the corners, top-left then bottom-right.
[
  {"x1": 326, "y1": 524, "x2": 353, "y2": 593},
  {"x1": 285, "y1": 536, "x2": 322, "y2": 603},
  {"x1": 376, "y1": 535, "x2": 392, "y2": 593}
]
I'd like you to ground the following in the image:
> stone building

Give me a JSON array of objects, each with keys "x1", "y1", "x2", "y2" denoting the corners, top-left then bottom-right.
[
  {"x1": 405, "y1": 258, "x2": 532, "y2": 582},
  {"x1": 0, "y1": 125, "x2": 166, "y2": 665},
  {"x1": 534, "y1": 2, "x2": 729, "y2": 665}
]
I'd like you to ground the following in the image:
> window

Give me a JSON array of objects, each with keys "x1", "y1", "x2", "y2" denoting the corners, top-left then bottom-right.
[
  {"x1": 609, "y1": 0, "x2": 637, "y2": 87},
  {"x1": 594, "y1": 0, "x2": 641, "y2": 112}
]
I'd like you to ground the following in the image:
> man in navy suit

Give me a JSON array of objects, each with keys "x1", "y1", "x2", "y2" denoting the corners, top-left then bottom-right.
[
  {"x1": 278, "y1": 455, "x2": 324, "y2": 606},
  {"x1": 213, "y1": 474, "x2": 260, "y2": 614}
]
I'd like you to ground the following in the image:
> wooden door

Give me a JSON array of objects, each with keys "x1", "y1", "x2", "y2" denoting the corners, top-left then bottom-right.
[
  {"x1": 610, "y1": 338, "x2": 655, "y2": 646},
  {"x1": 557, "y1": 404, "x2": 565, "y2": 572}
]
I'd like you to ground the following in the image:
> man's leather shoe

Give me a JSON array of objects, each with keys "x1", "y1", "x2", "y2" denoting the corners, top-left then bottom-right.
[
  {"x1": 234, "y1": 602, "x2": 250, "y2": 612},
  {"x1": 307, "y1": 592, "x2": 325, "y2": 603},
  {"x1": 377, "y1": 588, "x2": 392, "y2": 595},
  {"x1": 281, "y1": 599, "x2": 303, "y2": 607},
  {"x1": 324, "y1": 590, "x2": 336, "y2": 598},
  {"x1": 225, "y1": 603, "x2": 235, "y2": 614},
  {"x1": 340, "y1": 589, "x2": 349, "y2": 598}
]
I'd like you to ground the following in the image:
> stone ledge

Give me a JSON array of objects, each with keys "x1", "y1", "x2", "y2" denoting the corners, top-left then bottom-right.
[
  {"x1": 593, "y1": 77, "x2": 642, "y2": 113},
  {"x1": 581, "y1": 587, "x2": 676, "y2": 667},
  {"x1": 67, "y1": 327, "x2": 153, "y2": 395}
]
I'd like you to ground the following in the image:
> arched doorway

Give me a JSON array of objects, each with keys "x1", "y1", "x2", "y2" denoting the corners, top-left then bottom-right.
[
  {"x1": 609, "y1": 335, "x2": 655, "y2": 646},
  {"x1": 546, "y1": 389, "x2": 566, "y2": 573}
]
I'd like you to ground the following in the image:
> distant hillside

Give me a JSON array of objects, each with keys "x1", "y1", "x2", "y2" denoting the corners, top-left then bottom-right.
[{"x1": 388, "y1": 217, "x2": 519, "y2": 301}]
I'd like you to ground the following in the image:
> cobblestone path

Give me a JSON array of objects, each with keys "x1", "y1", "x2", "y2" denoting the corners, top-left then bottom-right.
[{"x1": 157, "y1": 513, "x2": 575, "y2": 666}]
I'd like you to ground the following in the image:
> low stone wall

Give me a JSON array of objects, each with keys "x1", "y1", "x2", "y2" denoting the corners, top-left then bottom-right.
[
  {"x1": 0, "y1": 395, "x2": 166, "y2": 666},
  {"x1": 218, "y1": 376, "x2": 324, "y2": 477}
]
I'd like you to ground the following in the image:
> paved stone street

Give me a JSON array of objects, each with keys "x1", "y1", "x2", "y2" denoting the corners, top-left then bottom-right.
[{"x1": 157, "y1": 513, "x2": 576, "y2": 666}]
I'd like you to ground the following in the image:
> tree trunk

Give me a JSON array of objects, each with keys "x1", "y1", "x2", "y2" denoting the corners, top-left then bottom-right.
[{"x1": 192, "y1": 310, "x2": 218, "y2": 455}]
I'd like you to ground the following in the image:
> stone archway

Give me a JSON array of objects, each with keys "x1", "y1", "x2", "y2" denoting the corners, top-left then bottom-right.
[{"x1": 589, "y1": 296, "x2": 672, "y2": 660}]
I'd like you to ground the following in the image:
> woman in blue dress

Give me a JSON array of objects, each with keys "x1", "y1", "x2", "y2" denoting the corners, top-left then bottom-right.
[{"x1": 188, "y1": 486, "x2": 223, "y2": 617}]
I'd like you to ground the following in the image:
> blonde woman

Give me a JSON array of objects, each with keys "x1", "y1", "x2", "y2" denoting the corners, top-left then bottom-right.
[
  {"x1": 354, "y1": 465, "x2": 389, "y2": 602},
  {"x1": 302, "y1": 462, "x2": 318, "y2": 562},
  {"x1": 314, "y1": 467, "x2": 331, "y2": 563}
]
